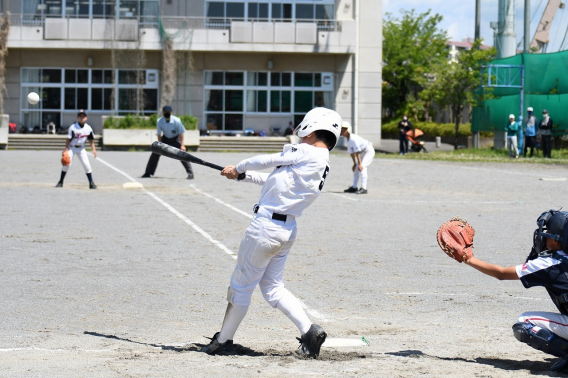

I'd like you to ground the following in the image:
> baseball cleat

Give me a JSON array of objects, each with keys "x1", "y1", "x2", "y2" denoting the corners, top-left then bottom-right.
[
  {"x1": 551, "y1": 357, "x2": 568, "y2": 373},
  {"x1": 55, "y1": 182, "x2": 63, "y2": 188},
  {"x1": 89, "y1": 182, "x2": 97, "y2": 189},
  {"x1": 355, "y1": 188, "x2": 367, "y2": 194},
  {"x1": 187, "y1": 173, "x2": 194, "y2": 180},
  {"x1": 201, "y1": 332, "x2": 235, "y2": 355},
  {"x1": 297, "y1": 324, "x2": 327, "y2": 358},
  {"x1": 343, "y1": 186, "x2": 358, "y2": 193}
]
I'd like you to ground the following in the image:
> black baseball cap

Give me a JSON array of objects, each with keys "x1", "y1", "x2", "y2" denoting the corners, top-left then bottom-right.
[
  {"x1": 162, "y1": 105, "x2": 173, "y2": 112},
  {"x1": 77, "y1": 110, "x2": 87, "y2": 116}
]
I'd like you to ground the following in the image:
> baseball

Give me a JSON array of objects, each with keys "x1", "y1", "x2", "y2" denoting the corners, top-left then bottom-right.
[{"x1": 27, "y1": 92, "x2": 40, "y2": 105}]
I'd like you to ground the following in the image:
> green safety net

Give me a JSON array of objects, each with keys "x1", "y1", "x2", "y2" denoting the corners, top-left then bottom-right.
[{"x1": 472, "y1": 50, "x2": 568, "y2": 132}]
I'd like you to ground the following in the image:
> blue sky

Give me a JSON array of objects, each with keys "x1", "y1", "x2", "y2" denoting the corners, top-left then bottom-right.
[{"x1": 383, "y1": 0, "x2": 568, "y2": 52}]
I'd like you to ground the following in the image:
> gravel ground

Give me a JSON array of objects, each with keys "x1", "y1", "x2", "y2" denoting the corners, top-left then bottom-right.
[{"x1": 1, "y1": 149, "x2": 567, "y2": 377}]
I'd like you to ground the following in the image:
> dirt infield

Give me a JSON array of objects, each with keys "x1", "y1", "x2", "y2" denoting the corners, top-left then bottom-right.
[{"x1": 1, "y1": 150, "x2": 567, "y2": 377}]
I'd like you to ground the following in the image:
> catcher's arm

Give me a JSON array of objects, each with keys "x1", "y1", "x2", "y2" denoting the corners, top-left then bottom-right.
[{"x1": 465, "y1": 257, "x2": 519, "y2": 281}]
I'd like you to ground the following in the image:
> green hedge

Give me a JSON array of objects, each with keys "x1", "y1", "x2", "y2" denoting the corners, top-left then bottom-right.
[
  {"x1": 382, "y1": 120, "x2": 473, "y2": 138},
  {"x1": 104, "y1": 114, "x2": 198, "y2": 130}
]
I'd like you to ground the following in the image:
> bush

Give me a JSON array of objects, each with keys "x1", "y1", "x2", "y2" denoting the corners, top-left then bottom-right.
[
  {"x1": 104, "y1": 114, "x2": 198, "y2": 130},
  {"x1": 382, "y1": 120, "x2": 473, "y2": 138}
]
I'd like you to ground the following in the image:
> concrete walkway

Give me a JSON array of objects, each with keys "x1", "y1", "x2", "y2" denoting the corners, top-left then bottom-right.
[{"x1": 374, "y1": 138, "x2": 455, "y2": 154}]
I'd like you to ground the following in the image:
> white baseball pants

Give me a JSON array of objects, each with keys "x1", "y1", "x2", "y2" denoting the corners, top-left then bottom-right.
[
  {"x1": 228, "y1": 211, "x2": 297, "y2": 308},
  {"x1": 62, "y1": 147, "x2": 92, "y2": 174},
  {"x1": 518, "y1": 311, "x2": 568, "y2": 340},
  {"x1": 353, "y1": 144, "x2": 375, "y2": 189}
]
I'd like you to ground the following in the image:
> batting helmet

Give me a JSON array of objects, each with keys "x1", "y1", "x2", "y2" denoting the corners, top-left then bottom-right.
[{"x1": 294, "y1": 107, "x2": 342, "y2": 150}]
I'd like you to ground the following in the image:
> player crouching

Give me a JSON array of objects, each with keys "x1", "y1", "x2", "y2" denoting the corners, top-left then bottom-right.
[
  {"x1": 201, "y1": 108, "x2": 341, "y2": 358},
  {"x1": 437, "y1": 210, "x2": 568, "y2": 373}
]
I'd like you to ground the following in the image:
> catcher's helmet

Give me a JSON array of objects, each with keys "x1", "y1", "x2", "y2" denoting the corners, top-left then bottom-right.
[
  {"x1": 294, "y1": 107, "x2": 342, "y2": 151},
  {"x1": 533, "y1": 209, "x2": 568, "y2": 254}
]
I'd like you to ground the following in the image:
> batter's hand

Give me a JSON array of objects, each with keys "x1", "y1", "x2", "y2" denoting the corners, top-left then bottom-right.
[{"x1": 221, "y1": 165, "x2": 239, "y2": 180}]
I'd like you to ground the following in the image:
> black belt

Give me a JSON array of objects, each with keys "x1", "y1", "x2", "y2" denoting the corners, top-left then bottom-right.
[{"x1": 253, "y1": 204, "x2": 288, "y2": 222}]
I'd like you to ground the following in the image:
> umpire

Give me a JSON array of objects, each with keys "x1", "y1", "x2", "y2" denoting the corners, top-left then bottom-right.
[{"x1": 141, "y1": 106, "x2": 194, "y2": 179}]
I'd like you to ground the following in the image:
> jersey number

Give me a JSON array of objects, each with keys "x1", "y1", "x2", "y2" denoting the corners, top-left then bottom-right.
[{"x1": 319, "y1": 166, "x2": 330, "y2": 191}]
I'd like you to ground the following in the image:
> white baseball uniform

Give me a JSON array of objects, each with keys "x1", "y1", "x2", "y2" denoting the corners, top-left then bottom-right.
[
  {"x1": 62, "y1": 122, "x2": 95, "y2": 174},
  {"x1": 346, "y1": 133, "x2": 374, "y2": 189},
  {"x1": 516, "y1": 251, "x2": 568, "y2": 340},
  {"x1": 217, "y1": 143, "x2": 330, "y2": 343}
]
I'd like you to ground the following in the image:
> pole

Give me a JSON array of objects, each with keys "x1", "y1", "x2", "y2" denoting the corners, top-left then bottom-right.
[
  {"x1": 475, "y1": 0, "x2": 481, "y2": 43},
  {"x1": 353, "y1": 0, "x2": 359, "y2": 134},
  {"x1": 524, "y1": 0, "x2": 530, "y2": 52},
  {"x1": 473, "y1": 0, "x2": 481, "y2": 147}
]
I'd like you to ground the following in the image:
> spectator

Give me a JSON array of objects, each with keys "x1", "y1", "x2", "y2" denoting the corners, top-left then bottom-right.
[
  {"x1": 505, "y1": 114, "x2": 519, "y2": 159},
  {"x1": 284, "y1": 121, "x2": 294, "y2": 136},
  {"x1": 539, "y1": 109, "x2": 553, "y2": 159},
  {"x1": 397, "y1": 115, "x2": 412, "y2": 155},
  {"x1": 524, "y1": 107, "x2": 537, "y2": 158}
]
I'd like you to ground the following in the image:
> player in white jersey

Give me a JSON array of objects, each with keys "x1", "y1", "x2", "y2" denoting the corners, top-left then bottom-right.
[
  {"x1": 201, "y1": 107, "x2": 342, "y2": 358},
  {"x1": 340, "y1": 122, "x2": 375, "y2": 194},
  {"x1": 56, "y1": 110, "x2": 98, "y2": 189}
]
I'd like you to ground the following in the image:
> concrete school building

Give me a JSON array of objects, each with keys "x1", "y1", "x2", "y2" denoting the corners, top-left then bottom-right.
[{"x1": 2, "y1": 0, "x2": 382, "y2": 144}]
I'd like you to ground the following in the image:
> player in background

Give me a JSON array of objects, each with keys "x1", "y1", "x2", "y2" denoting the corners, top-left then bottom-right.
[
  {"x1": 142, "y1": 106, "x2": 194, "y2": 179},
  {"x1": 55, "y1": 110, "x2": 97, "y2": 189},
  {"x1": 201, "y1": 107, "x2": 341, "y2": 358},
  {"x1": 340, "y1": 122, "x2": 375, "y2": 194},
  {"x1": 462, "y1": 209, "x2": 568, "y2": 373}
]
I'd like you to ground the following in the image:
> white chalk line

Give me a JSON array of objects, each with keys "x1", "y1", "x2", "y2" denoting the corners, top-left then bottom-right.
[
  {"x1": 189, "y1": 184, "x2": 253, "y2": 219},
  {"x1": 188, "y1": 183, "x2": 331, "y2": 322},
  {"x1": 327, "y1": 192, "x2": 518, "y2": 205},
  {"x1": 386, "y1": 291, "x2": 549, "y2": 301},
  {"x1": 96, "y1": 157, "x2": 329, "y2": 321},
  {"x1": 435, "y1": 163, "x2": 566, "y2": 179},
  {"x1": 95, "y1": 157, "x2": 236, "y2": 260}
]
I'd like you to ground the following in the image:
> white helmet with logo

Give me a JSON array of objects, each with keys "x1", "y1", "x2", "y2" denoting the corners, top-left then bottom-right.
[{"x1": 294, "y1": 107, "x2": 342, "y2": 150}]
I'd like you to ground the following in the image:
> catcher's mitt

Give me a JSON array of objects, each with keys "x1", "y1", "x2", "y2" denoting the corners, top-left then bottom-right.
[
  {"x1": 61, "y1": 151, "x2": 71, "y2": 166},
  {"x1": 437, "y1": 217, "x2": 475, "y2": 263}
]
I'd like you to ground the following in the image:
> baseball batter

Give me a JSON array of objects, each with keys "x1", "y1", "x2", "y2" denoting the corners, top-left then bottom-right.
[
  {"x1": 56, "y1": 110, "x2": 97, "y2": 189},
  {"x1": 441, "y1": 210, "x2": 568, "y2": 373},
  {"x1": 340, "y1": 122, "x2": 375, "y2": 194},
  {"x1": 201, "y1": 107, "x2": 342, "y2": 358}
]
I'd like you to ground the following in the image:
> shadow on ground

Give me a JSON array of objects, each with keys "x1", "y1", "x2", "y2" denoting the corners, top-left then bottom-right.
[
  {"x1": 387, "y1": 350, "x2": 559, "y2": 376},
  {"x1": 84, "y1": 331, "x2": 369, "y2": 361}
]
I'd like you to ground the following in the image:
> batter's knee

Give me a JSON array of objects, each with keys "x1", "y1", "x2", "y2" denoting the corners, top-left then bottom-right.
[
  {"x1": 226, "y1": 285, "x2": 253, "y2": 307},
  {"x1": 259, "y1": 280, "x2": 287, "y2": 308}
]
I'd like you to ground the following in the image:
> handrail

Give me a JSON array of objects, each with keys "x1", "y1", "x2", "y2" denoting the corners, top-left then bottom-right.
[{"x1": 3, "y1": 14, "x2": 342, "y2": 32}]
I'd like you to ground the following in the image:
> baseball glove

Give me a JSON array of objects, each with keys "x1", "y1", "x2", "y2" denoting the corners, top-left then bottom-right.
[
  {"x1": 436, "y1": 217, "x2": 475, "y2": 263},
  {"x1": 61, "y1": 151, "x2": 71, "y2": 166}
]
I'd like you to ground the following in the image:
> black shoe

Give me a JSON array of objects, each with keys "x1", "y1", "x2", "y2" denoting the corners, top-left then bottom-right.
[
  {"x1": 343, "y1": 186, "x2": 358, "y2": 193},
  {"x1": 551, "y1": 357, "x2": 568, "y2": 372},
  {"x1": 297, "y1": 324, "x2": 327, "y2": 358},
  {"x1": 201, "y1": 332, "x2": 235, "y2": 355},
  {"x1": 55, "y1": 182, "x2": 63, "y2": 188},
  {"x1": 355, "y1": 188, "x2": 367, "y2": 194},
  {"x1": 187, "y1": 173, "x2": 194, "y2": 180},
  {"x1": 141, "y1": 173, "x2": 151, "y2": 178},
  {"x1": 89, "y1": 182, "x2": 97, "y2": 189}
]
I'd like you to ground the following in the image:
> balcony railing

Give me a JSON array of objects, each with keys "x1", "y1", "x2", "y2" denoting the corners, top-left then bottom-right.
[{"x1": 4, "y1": 14, "x2": 341, "y2": 32}]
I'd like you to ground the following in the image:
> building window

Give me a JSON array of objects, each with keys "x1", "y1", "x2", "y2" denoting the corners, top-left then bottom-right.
[
  {"x1": 205, "y1": 1, "x2": 334, "y2": 28},
  {"x1": 204, "y1": 70, "x2": 334, "y2": 132},
  {"x1": 20, "y1": 67, "x2": 159, "y2": 131},
  {"x1": 22, "y1": 0, "x2": 160, "y2": 20}
]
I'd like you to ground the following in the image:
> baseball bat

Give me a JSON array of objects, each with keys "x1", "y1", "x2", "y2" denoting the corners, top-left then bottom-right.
[{"x1": 151, "y1": 141, "x2": 246, "y2": 180}]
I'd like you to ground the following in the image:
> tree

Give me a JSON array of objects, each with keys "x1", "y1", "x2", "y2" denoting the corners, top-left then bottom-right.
[
  {"x1": 426, "y1": 40, "x2": 496, "y2": 149},
  {"x1": 382, "y1": 9, "x2": 448, "y2": 118}
]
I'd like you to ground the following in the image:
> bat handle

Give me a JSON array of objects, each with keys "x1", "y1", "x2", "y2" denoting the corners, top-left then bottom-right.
[{"x1": 237, "y1": 172, "x2": 246, "y2": 181}]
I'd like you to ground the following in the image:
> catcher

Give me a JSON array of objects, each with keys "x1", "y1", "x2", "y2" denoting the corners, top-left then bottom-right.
[{"x1": 437, "y1": 210, "x2": 568, "y2": 373}]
